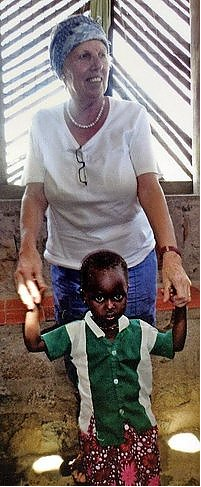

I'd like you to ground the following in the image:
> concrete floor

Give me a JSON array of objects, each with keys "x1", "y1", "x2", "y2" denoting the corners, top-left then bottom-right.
[
  {"x1": 152, "y1": 310, "x2": 200, "y2": 486},
  {"x1": 0, "y1": 309, "x2": 199, "y2": 486}
]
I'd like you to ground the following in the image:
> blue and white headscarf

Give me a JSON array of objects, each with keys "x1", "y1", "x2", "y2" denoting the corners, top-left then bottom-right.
[{"x1": 49, "y1": 14, "x2": 110, "y2": 79}]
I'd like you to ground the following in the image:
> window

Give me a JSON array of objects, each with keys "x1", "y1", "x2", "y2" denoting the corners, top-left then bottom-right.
[
  {"x1": 112, "y1": 0, "x2": 192, "y2": 182},
  {"x1": 0, "y1": 0, "x2": 193, "y2": 187},
  {"x1": 1, "y1": 0, "x2": 90, "y2": 184}
]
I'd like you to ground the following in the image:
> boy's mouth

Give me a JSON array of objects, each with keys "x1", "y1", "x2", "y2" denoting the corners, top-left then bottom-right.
[{"x1": 105, "y1": 313, "x2": 117, "y2": 324}]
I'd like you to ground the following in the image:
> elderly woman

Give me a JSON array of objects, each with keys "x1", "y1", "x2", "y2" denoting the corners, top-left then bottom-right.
[{"x1": 15, "y1": 14, "x2": 191, "y2": 326}]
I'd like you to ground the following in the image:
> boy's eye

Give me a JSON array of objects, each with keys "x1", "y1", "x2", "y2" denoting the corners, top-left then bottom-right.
[
  {"x1": 94, "y1": 295, "x2": 105, "y2": 303},
  {"x1": 92, "y1": 293, "x2": 124, "y2": 303},
  {"x1": 113, "y1": 294, "x2": 124, "y2": 302}
]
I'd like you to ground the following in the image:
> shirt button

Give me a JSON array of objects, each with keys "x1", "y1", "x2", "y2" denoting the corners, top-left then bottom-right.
[
  {"x1": 119, "y1": 408, "x2": 124, "y2": 416},
  {"x1": 97, "y1": 431, "x2": 105, "y2": 442},
  {"x1": 112, "y1": 350, "x2": 117, "y2": 356},
  {"x1": 114, "y1": 378, "x2": 118, "y2": 385}
]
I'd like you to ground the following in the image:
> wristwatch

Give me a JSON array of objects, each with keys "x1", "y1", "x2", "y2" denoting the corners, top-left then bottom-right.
[{"x1": 160, "y1": 245, "x2": 181, "y2": 257}]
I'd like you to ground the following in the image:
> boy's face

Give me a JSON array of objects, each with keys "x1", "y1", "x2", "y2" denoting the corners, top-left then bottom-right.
[{"x1": 83, "y1": 266, "x2": 128, "y2": 327}]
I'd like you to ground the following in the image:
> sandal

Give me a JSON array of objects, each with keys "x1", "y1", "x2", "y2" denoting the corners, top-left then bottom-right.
[{"x1": 60, "y1": 453, "x2": 86, "y2": 484}]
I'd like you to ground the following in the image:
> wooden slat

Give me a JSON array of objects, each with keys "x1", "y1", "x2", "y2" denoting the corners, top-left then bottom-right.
[
  {"x1": 114, "y1": 0, "x2": 190, "y2": 69},
  {"x1": 114, "y1": 6, "x2": 190, "y2": 78},
  {"x1": 1, "y1": 0, "x2": 81, "y2": 29},
  {"x1": 4, "y1": 72, "x2": 55, "y2": 110},
  {"x1": 113, "y1": 76, "x2": 192, "y2": 179},
  {"x1": 161, "y1": 0, "x2": 190, "y2": 19},
  {"x1": 114, "y1": 10, "x2": 190, "y2": 87},
  {"x1": 6, "y1": 131, "x2": 28, "y2": 147},
  {"x1": 114, "y1": 20, "x2": 190, "y2": 102},
  {"x1": 2, "y1": 2, "x2": 90, "y2": 67},
  {"x1": 2, "y1": 0, "x2": 90, "y2": 44},
  {"x1": 133, "y1": 0, "x2": 190, "y2": 35},
  {"x1": 3, "y1": 61, "x2": 49, "y2": 91},
  {"x1": 3, "y1": 33, "x2": 50, "y2": 67},
  {"x1": 112, "y1": 70, "x2": 192, "y2": 167},
  {"x1": 1, "y1": 0, "x2": 20, "y2": 17},
  {"x1": 5, "y1": 83, "x2": 62, "y2": 123},
  {"x1": 160, "y1": 180, "x2": 193, "y2": 195},
  {"x1": 113, "y1": 59, "x2": 191, "y2": 149},
  {"x1": 151, "y1": 125, "x2": 192, "y2": 177}
]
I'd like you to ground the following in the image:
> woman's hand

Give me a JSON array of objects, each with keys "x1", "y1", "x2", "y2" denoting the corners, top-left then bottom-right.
[
  {"x1": 15, "y1": 182, "x2": 48, "y2": 309},
  {"x1": 161, "y1": 252, "x2": 191, "y2": 307},
  {"x1": 15, "y1": 246, "x2": 47, "y2": 310},
  {"x1": 137, "y1": 173, "x2": 191, "y2": 307}
]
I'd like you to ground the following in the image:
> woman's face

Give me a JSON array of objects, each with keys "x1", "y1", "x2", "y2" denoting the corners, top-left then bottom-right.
[
  {"x1": 83, "y1": 266, "x2": 128, "y2": 328},
  {"x1": 63, "y1": 40, "x2": 110, "y2": 100}
]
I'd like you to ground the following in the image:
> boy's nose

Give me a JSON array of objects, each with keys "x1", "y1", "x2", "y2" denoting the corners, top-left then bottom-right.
[{"x1": 106, "y1": 298, "x2": 115, "y2": 309}]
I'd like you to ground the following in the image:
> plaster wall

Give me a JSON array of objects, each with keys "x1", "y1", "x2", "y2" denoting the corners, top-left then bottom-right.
[
  {"x1": 0, "y1": 195, "x2": 200, "y2": 486},
  {"x1": 0, "y1": 194, "x2": 199, "y2": 299}
]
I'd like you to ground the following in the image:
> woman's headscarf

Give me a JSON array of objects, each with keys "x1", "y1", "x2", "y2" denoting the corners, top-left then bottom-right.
[{"x1": 49, "y1": 14, "x2": 109, "y2": 78}]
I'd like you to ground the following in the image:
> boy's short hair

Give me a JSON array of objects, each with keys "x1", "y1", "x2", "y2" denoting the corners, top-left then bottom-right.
[{"x1": 81, "y1": 250, "x2": 128, "y2": 291}]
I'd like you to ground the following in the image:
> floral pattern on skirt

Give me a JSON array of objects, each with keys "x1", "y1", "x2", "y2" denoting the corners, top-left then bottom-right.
[{"x1": 79, "y1": 418, "x2": 161, "y2": 486}]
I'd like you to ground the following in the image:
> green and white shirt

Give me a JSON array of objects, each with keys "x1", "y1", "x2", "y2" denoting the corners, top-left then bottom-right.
[{"x1": 42, "y1": 311, "x2": 174, "y2": 446}]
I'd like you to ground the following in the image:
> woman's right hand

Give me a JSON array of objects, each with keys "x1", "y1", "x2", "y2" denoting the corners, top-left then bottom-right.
[{"x1": 14, "y1": 246, "x2": 47, "y2": 310}]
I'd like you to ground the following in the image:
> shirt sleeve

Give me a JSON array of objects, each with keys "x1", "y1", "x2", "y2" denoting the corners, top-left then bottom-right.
[
  {"x1": 42, "y1": 325, "x2": 71, "y2": 361},
  {"x1": 21, "y1": 112, "x2": 46, "y2": 186},
  {"x1": 130, "y1": 106, "x2": 160, "y2": 177},
  {"x1": 151, "y1": 329, "x2": 174, "y2": 359}
]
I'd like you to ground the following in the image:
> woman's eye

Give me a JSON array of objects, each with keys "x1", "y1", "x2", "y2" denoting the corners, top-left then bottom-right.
[
  {"x1": 79, "y1": 52, "x2": 90, "y2": 60},
  {"x1": 99, "y1": 51, "x2": 106, "y2": 57}
]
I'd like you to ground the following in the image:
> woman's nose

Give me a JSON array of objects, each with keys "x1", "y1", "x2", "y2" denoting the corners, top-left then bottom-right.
[{"x1": 91, "y1": 54, "x2": 103, "y2": 69}]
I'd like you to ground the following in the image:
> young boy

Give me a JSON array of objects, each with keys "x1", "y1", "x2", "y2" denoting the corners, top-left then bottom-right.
[{"x1": 24, "y1": 249, "x2": 187, "y2": 486}]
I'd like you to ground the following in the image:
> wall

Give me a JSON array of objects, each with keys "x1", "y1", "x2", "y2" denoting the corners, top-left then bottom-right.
[
  {"x1": 0, "y1": 194, "x2": 199, "y2": 301},
  {"x1": 0, "y1": 195, "x2": 200, "y2": 485}
]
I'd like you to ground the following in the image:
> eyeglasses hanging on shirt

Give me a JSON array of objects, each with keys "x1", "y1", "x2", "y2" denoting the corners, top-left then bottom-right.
[{"x1": 75, "y1": 146, "x2": 87, "y2": 186}]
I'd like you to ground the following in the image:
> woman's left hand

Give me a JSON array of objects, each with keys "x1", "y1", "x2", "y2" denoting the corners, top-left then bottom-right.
[{"x1": 161, "y1": 251, "x2": 192, "y2": 307}]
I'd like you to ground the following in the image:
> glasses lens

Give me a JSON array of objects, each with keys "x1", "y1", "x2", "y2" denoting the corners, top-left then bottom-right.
[{"x1": 76, "y1": 149, "x2": 83, "y2": 164}]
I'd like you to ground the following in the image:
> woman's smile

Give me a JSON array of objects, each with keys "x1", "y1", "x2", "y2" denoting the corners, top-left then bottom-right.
[{"x1": 86, "y1": 76, "x2": 103, "y2": 83}]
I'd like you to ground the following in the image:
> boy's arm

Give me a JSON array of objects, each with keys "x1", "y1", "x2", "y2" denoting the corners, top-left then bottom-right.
[
  {"x1": 24, "y1": 306, "x2": 45, "y2": 352},
  {"x1": 172, "y1": 306, "x2": 187, "y2": 352}
]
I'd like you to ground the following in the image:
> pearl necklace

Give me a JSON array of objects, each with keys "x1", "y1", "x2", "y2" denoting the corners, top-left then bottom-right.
[{"x1": 67, "y1": 99, "x2": 105, "y2": 129}]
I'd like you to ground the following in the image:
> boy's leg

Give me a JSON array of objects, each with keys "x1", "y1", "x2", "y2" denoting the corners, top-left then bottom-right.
[{"x1": 79, "y1": 421, "x2": 161, "y2": 485}]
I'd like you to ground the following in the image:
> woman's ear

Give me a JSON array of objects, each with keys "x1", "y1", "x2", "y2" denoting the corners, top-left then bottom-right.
[
  {"x1": 62, "y1": 67, "x2": 72, "y2": 84},
  {"x1": 61, "y1": 73, "x2": 65, "y2": 81}
]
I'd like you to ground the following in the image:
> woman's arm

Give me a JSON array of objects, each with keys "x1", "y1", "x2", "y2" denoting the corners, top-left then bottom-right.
[
  {"x1": 24, "y1": 306, "x2": 45, "y2": 352},
  {"x1": 137, "y1": 173, "x2": 191, "y2": 306},
  {"x1": 172, "y1": 306, "x2": 187, "y2": 351},
  {"x1": 15, "y1": 183, "x2": 48, "y2": 309}
]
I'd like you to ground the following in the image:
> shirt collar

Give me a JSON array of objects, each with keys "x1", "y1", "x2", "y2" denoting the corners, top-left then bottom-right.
[{"x1": 84, "y1": 310, "x2": 129, "y2": 338}]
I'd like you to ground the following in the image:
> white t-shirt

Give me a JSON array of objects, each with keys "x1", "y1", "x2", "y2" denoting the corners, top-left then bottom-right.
[{"x1": 22, "y1": 97, "x2": 158, "y2": 269}]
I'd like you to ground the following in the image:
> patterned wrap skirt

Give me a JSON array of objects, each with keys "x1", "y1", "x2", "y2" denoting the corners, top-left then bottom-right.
[{"x1": 79, "y1": 418, "x2": 161, "y2": 486}]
